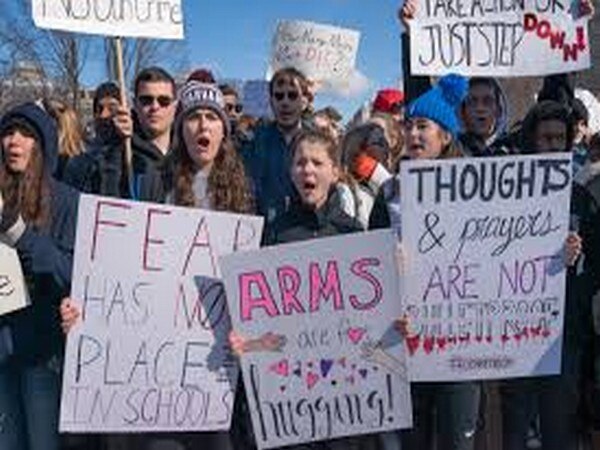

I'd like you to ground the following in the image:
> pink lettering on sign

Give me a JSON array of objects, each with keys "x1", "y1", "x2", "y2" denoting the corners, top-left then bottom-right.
[
  {"x1": 309, "y1": 261, "x2": 344, "y2": 313},
  {"x1": 90, "y1": 200, "x2": 132, "y2": 262},
  {"x1": 277, "y1": 266, "x2": 305, "y2": 316},
  {"x1": 142, "y1": 208, "x2": 171, "y2": 272},
  {"x1": 240, "y1": 271, "x2": 280, "y2": 322},
  {"x1": 181, "y1": 217, "x2": 218, "y2": 277},
  {"x1": 236, "y1": 255, "x2": 386, "y2": 322},
  {"x1": 349, "y1": 258, "x2": 383, "y2": 310}
]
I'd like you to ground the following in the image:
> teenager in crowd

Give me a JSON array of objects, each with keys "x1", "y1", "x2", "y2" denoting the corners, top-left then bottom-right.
[
  {"x1": 65, "y1": 68, "x2": 178, "y2": 198},
  {"x1": 0, "y1": 102, "x2": 78, "y2": 450},
  {"x1": 241, "y1": 67, "x2": 311, "y2": 225},
  {"x1": 61, "y1": 78, "x2": 252, "y2": 450},
  {"x1": 219, "y1": 83, "x2": 255, "y2": 149},
  {"x1": 340, "y1": 112, "x2": 399, "y2": 228},
  {"x1": 500, "y1": 100, "x2": 600, "y2": 450},
  {"x1": 233, "y1": 129, "x2": 381, "y2": 449},
  {"x1": 370, "y1": 74, "x2": 480, "y2": 450}
]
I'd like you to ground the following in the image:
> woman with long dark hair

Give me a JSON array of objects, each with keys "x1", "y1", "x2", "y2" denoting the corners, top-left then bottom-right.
[{"x1": 0, "y1": 102, "x2": 78, "y2": 450}]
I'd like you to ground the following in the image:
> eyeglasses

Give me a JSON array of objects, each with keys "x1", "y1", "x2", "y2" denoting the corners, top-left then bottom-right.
[
  {"x1": 273, "y1": 91, "x2": 300, "y2": 102},
  {"x1": 137, "y1": 95, "x2": 174, "y2": 108},
  {"x1": 225, "y1": 103, "x2": 243, "y2": 114}
]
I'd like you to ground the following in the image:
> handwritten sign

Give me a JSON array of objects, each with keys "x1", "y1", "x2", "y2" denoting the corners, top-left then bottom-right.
[
  {"x1": 32, "y1": 0, "x2": 184, "y2": 39},
  {"x1": 220, "y1": 230, "x2": 412, "y2": 449},
  {"x1": 0, "y1": 244, "x2": 29, "y2": 316},
  {"x1": 269, "y1": 20, "x2": 360, "y2": 82},
  {"x1": 59, "y1": 194, "x2": 263, "y2": 433},
  {"x1": 399, "y1": 154, "x2": 572, "y2": 381},
  {"x1": 410, "y1": 0, "x2": 590, "y2": 76}
]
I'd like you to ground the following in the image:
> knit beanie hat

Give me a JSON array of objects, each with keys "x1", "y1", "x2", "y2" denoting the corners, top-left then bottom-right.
[
  {"x1": 407, "y1": 74, "x2": 468, "y2": 137},
  {"x1": 177, "y1": 80, "x2": 231, "y2": 137}
]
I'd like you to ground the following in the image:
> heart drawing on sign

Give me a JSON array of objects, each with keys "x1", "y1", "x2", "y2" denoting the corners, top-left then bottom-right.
[
  {"x1": 405, "y1": 334, "x2": 421, "y2": 356},
  {"x1": 269, "y1": 359, "x2": 289, "y2": 377},
  {"x1": 347, "y1": 327, "x2": 367, "y2": 345},
  {"x1": 320, "y1": 359, "x2": 334, "y2": 378},
  {"x1": 306, "y1": 372, "x2": 319, "y2": 390}
]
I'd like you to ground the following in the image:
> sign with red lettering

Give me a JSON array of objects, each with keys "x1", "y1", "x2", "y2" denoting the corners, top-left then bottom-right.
[
  {"x1": 410, "y1": 0, "x2": 590, "y2": 76},
  {"x1": 59, "y1": 194, "x2": 263, "y2": 433},
  {"x1": 268, "y1": 20, "x2": 360, "y2": 82},
  {"x1": 399, "y1": 154, "x2": 572, "y2": 381},
  {"x1": 220, "y1": 230, "x2": 412, "y2": 449}
]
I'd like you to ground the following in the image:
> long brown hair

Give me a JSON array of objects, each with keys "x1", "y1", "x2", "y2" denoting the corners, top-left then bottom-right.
[
  {"x1": 0, "y1": 139, "x2": 51, "y2": 229},
  {"x1": 170, "y1": 136, "x2": 253, "y2": 214}
]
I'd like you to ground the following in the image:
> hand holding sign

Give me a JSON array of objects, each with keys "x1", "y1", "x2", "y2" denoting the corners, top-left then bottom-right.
[
  {"x1": 112, "y1": 106, "x2": 133, "y2": 139},
  {"x1": 59, "y1": 297, "x2": 80, "y2": 335},
  {"x1": 398, "y1": 0, "x2": 417, "y2": 30},
  {"x1": 564, "y1": 232, "x2": 582, "y2": 266}
]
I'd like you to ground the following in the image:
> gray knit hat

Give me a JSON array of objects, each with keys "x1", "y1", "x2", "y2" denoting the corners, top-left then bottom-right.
[{"x1": 177, "y1": 80, "x2": 231, "y2": 136}]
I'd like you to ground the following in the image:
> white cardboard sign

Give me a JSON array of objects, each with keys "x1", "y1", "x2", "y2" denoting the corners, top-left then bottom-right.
[
  {"x1": 60, "y1": 194, "x2": 263, "y2": 433},
  {"x1": 0, "y1": 244, "x2": 30, "y2": 317},
  {"x1": 399, "y1": 154, "x2": 572, "y2": 381},
  {"x1": 32, "y1": 0, "x2": 184, "y2": 39},
  {"x1": 269, "y1": 20, "x2": 360, "y2": 81},
  {"x1": 410, "y1": 0, "x2": 590, "y2": 76},
  {"x1": 220, "y1": 230, "x2": 412, "y2": 449}
]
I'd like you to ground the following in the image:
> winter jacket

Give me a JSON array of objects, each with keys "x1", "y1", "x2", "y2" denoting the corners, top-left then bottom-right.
[
  {"x1": 581, "y1": 168, "x2": 600, "y2": 295},
  {"x1": 63, "y1": 114, "x2": 169, "y2": 199},
  {"x1": 264, "y1": 188, "x2": 362, "y2": 246},
  {"x1": 241, "y1": 122, "x2": 298, "y2": 225},
  {"x1": 0, "y1": 103, "x2": 78, "y2": 364}
]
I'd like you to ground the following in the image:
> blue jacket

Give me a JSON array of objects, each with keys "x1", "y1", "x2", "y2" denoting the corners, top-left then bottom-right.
[
  {"x1": 241, "y1": 123, "x2": 296, "y2": 225},
  {"x1": 0, "y1": 103, "x2": 78, "y2": 363}
]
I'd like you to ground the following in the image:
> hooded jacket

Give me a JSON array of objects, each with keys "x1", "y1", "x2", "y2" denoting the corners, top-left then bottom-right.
[
  {"x1": 264, "y1": 188, "x2": 362, "y2": 246},
  {"x1": 241, "y1": 122, "x2": 298, "y2": 225},
  {"x1": 63, "y1": 111, "x2": 169, "y2": 199},
  {"x1": 458, "y1": 78, "x2": 515, "y2": 157},
  {"x1": 0, "y1": 103, "x2": 78, "y2": 363}
]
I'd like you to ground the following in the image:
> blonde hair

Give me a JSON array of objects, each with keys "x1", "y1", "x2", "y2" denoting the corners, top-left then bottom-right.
[{"x1": 43, "y1": 98, "x2": 84, "y2": 158}]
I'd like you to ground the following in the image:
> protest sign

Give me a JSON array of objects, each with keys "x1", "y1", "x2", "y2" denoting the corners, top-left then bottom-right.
[
  {"x1": 399, "y1": 154, "x2": 572, "y2": 382},
  {"x1": 0, "y1": 244, "x2": 29, "y2": 317},
  {"x1": 60, "y1": 194, "x2": 263, "y2": 433},
  {"x1": 220, "y1": 230, "x2": 412, "y2": 449},
  {"x1": 269, "y1": 20, "x2": 360, "y2": 82},
  {"x1": 409, "y1": 0, "x2": 590, "y2": 76},
  {"x1": 243, "y1": 80, "x2": 272, "y2": 119},
  {"x1": 32, "y1": 0, "x2": 184, "y2": 39}
]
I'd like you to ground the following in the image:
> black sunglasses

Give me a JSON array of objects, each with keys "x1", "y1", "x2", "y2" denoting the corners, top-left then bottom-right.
[
  {"x1": 137, "y1": 95, "x2": 174, "y2": 108},
  {"x1": 225, "y1": 103, "x2": 243, "y2": 114},
  {"x1": 273, "y1": 91, "x2": 300, "y2": 102}
]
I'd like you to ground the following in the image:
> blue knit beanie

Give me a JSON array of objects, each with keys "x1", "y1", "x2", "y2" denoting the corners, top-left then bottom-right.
[{"x1": 406, "y1": 74, "x2": 468, "y2": 137}]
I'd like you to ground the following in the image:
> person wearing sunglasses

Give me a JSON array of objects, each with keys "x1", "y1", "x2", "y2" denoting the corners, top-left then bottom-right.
[
  {"x1": 241, "y1": 67, "x2": 311, "y2": 226},
  {"x1": 59, "y1": 67, "x2": 178, "y2": 200},
  {"x1": 219, "y1": 83, "x2": 256, "y2": 151},
  {"x1": 219, "y1": 84, "x2": 244, "y2": 122}
]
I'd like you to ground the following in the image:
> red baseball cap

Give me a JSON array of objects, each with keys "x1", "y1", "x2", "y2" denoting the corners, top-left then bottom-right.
[{"x1": 373, "y1": 88, "x2": 405, "y2": 113}]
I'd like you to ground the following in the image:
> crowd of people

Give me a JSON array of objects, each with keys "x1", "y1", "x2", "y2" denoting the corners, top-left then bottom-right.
[{"x1": 1, "y1": 1, "x2": 600, "y2": 449}]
